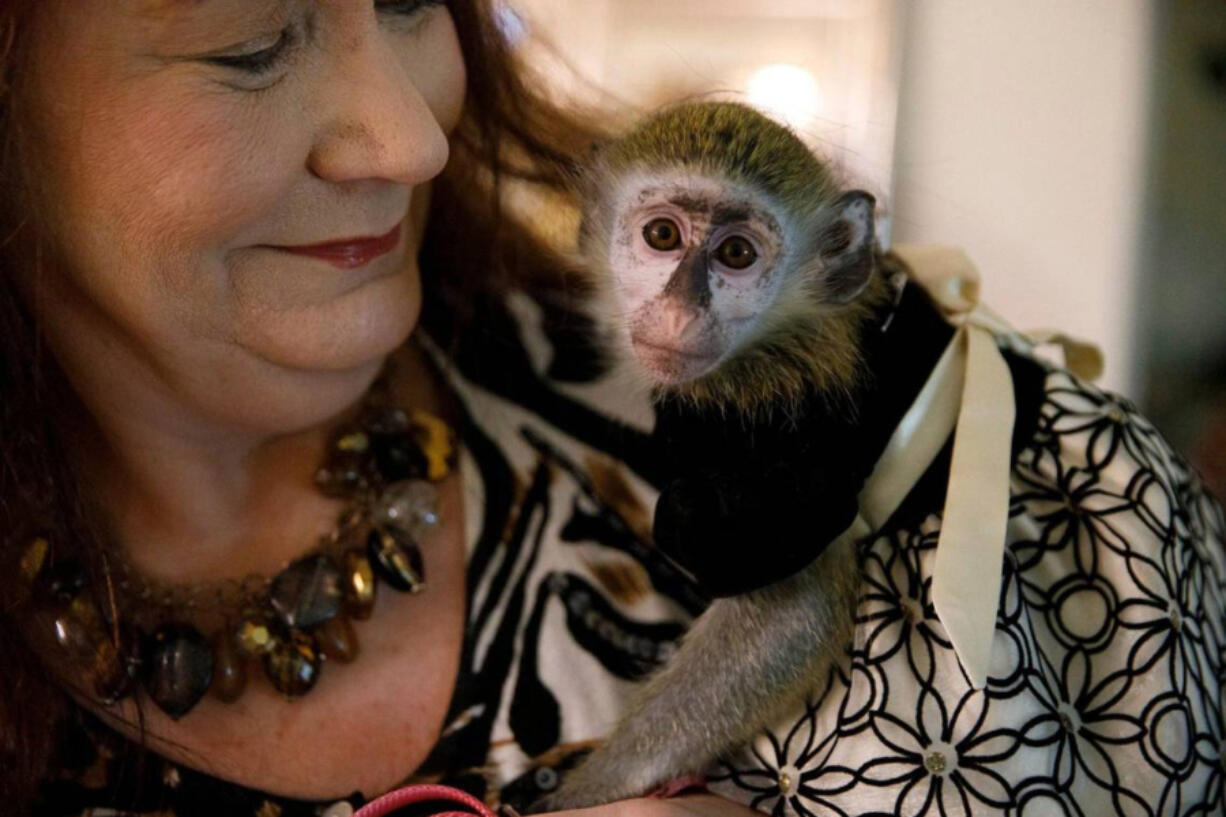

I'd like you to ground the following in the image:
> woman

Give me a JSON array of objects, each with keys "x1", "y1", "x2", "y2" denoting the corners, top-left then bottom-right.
[{"x1": 0, "y1": 1, "x2": 747, "y2": 814}]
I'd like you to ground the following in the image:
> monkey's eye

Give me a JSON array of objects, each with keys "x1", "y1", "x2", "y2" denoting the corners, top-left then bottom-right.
[
  {"x1": 643, "y1": 218, "x2": 682, "y2": 252},
  {"x1": 715, "y1": 236, "x2": 758, "y2": 270}
]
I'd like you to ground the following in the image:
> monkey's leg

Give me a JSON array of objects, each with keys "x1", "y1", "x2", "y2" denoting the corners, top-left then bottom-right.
[{"x1": 534, "y1": 532, "x2": 860, "y2": 812}]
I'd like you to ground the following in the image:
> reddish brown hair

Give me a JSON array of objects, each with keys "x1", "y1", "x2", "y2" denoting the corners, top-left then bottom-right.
[{"x1": 0, "y1": 1, "x2": 603, "y2": 809}]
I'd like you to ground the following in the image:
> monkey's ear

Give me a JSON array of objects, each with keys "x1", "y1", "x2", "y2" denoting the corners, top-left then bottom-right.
[{"x1": 817, "y1": 190, "x2": 876, "y2": 304}]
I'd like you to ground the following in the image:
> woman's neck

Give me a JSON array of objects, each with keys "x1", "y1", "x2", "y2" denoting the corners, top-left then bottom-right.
[{"x1": 79, "y1": 339, "x2": 448, "y2": 584}]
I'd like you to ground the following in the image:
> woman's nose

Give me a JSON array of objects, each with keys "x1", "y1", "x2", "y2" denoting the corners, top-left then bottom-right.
[{"x1": 307, "y1": 22, "x2": 450, "y2": 187}]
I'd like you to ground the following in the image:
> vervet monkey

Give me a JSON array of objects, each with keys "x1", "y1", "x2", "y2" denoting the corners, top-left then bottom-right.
[{"x1": 537, "y1": 102, "x2": 903, "y2": 811}]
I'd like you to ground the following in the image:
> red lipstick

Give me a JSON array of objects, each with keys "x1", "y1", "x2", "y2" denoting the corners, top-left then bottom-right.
[{"x1": 276, "y1": 222, "x2": 403, "y2": 269}]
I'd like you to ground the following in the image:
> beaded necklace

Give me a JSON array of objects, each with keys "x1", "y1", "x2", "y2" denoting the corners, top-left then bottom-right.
[{"x1": 18, "y1": 380, "x2": 457, "y2": 720}]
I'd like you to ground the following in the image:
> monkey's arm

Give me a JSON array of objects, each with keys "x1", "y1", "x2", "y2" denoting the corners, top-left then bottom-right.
[{"x1": 536, "y1": 531, "x2": 859, "y2": 812}]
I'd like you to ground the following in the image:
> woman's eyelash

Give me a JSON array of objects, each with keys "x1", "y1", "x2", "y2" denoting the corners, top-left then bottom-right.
[
  {"x1": 204, "y1": 2, "x2": 446, "y2": 77},
  {"x1": 376, "y1": 0, "x2": 448, "y2": 17},
  {"x1": 205, "y1": 28, "x2": 296, "y2": 76}
]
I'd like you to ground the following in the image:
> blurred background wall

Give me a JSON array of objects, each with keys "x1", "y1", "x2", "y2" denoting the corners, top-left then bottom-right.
[
  {"x1": 890, "y1": 0, "x2": 1151, "y2": 394},
  {"x1": 504, "y1": 0, "x2": 1226, "y2": 497},
  {"x1": 1136, "y1": 3, "x2": 1226, "y2": 498}
]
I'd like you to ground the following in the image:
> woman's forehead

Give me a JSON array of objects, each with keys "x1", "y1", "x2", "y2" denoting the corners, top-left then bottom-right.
[
  {"x1": 137, "y1": 0, "x2": 232, "y2": 17},
  {"x1": 136, "y1": 0, "x2": 343, "y2": 14},
  {"x1": 140, "y1": 0, "x2": 267, "y2": 11},
  {"x1": 133, "y1": 0, "x2": 292, "y2": 24}
]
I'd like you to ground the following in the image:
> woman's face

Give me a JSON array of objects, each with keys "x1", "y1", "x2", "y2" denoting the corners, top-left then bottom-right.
[{"x1": 19, "y1": 0, "x2": 466, "y2": 431}]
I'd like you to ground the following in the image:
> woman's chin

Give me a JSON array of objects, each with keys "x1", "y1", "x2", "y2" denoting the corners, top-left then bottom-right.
[{"x1": 238, "y1": 266, "x2": 422, "y2": 374}]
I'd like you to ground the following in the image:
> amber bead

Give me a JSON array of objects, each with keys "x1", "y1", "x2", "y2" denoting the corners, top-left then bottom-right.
[
  {"x1": 236, "y1": 618, "x2": 279, "y2": 656},
  {"x1": 49, "y1": 595, "x2": 134, "y2": 703},
  {"x1": 211, "y1": 631, "x2": 247, "y2": 703},
  {"x1": 367, "y1": 529, "x2": 424, "y2": 593},
  {"x1": 342, "y1": 549, "x2": 377, "y2": 620},
  {"x1": 269, "y1": 554, "x2": 343, "y2": 630},
  {"x1": 316, "y1": 617, "x2": 359, "y2": 664},
  {"x1": 145, "y1": 624, "x2": 213, "y2": 719},
  {"x1": 334, "y1": 430, "x2": 370, "y2": 454},
  {"x1": 19, "y1": 537, "x2": 49, "y2": 585},
  {"x1": 49, "y1": 597, "x2": 104, "y2": 669},
  {"x1": 263, "y1": 631, "x2": 320, "y2": 697},
  {"x1": 409, "y1": 410, "x2": 456, "y2": 481}
]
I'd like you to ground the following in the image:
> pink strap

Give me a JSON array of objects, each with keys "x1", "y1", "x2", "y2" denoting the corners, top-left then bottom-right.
[{"x1": 354, "y1": 783, "x2": 498, "y2": 817}]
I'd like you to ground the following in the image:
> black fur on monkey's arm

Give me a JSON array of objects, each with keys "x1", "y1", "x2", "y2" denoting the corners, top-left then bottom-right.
[{"x1": 650, "y1": 279, "x2": 956, "y2": 597}]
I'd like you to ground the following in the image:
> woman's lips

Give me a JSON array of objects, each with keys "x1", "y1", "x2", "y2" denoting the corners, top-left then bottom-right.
[{"x1": 274, "y1": 222, "x2": 403, "y2": 270}]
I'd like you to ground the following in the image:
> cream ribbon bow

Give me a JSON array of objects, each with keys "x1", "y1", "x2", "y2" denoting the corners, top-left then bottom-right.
[{"x1": 850, "y1": 245, "x2": 1103, "y2": 688}]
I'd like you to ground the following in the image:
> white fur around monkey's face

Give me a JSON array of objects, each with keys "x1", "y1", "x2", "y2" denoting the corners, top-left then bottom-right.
[{"x1": 606, "y1": 173, "x2": 789, "y2": 385}]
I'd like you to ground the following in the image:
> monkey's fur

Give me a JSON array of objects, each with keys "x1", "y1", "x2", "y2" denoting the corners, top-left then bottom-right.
[{"x1": 535, "y1": 102, "x2": 897, "y2": 811}]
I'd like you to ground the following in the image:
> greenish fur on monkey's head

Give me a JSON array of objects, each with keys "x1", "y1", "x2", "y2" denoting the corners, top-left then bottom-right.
[{"x1": 594, "y1": 101, "x2": 840, "y2": 214}]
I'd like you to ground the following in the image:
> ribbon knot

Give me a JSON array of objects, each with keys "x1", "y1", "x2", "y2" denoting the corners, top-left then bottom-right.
[{"x1": 855, "y1": 245, "x2": 1102, "y2": 688}]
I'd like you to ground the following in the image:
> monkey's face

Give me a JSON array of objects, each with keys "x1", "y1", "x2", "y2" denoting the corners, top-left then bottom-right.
[{"x1": 604, "y1": 173, "x2": 788, "y2": 385}]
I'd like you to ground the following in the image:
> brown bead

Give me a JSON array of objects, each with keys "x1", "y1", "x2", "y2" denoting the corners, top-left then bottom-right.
[
  {"x1": 342, "y1": 549, "x2": 377, "y2": 620},
  {"x1": 263, "y1": 631, "x2": 320, "y2": 698},
  {"x1": 211, "y1": 631, "x2": 247, "y2": 703},
  {"x1": 49, "y1": 595, "x2": 132, "y2": 703},
  {"x1": 50, "y1": 595, "x2": 107, "y2": 660},
  {"x1": 269, "y1": 554, "x2": 343, "y2": 630},
  {"x1": 367, "y1": 529, "x2": 424, "y2": 593},
  {"x1": 145, "y1": 624, "x2": 213, "y2": 719},
  {"x1": 316, "y1": 617, "x2": 359, "y2": 664}
]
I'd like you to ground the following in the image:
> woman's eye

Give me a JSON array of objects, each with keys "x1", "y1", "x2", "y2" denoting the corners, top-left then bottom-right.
[
  {"x1": 643, "y1": 218, "x2": 682, "y2": 252},
  {"x1": 715, "y1": 236, "x2": 758, "y2": 270},
  {"x1": 204, "y1": 28, "x2": 294, "y2": 75},
  {"x1": 377, "y1": 0, "x2": 448, "y2": 18}
]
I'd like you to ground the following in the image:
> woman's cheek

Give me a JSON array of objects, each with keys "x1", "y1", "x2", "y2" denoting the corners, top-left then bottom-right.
[
  {"x1": 398, "y1": 11, "x2": 467, "y2": 136},
  {"x1": 54, "y1": 84, "x2": 279, "y2": 264}
]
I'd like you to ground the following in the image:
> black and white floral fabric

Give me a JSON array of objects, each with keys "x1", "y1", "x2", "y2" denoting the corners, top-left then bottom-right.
[{"x1": 706, "y1": 367, "x2": 1226, "y2": 817}]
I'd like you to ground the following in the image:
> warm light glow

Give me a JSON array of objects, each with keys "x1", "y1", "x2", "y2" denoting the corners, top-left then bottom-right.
[{"x1": 746, "y1": 63, "x2": 824, "y2": 129}]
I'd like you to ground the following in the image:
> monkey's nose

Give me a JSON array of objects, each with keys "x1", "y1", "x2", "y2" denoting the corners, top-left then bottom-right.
[{"x1": 662, "y1": 302, "x2": 702, "y2": 339}]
